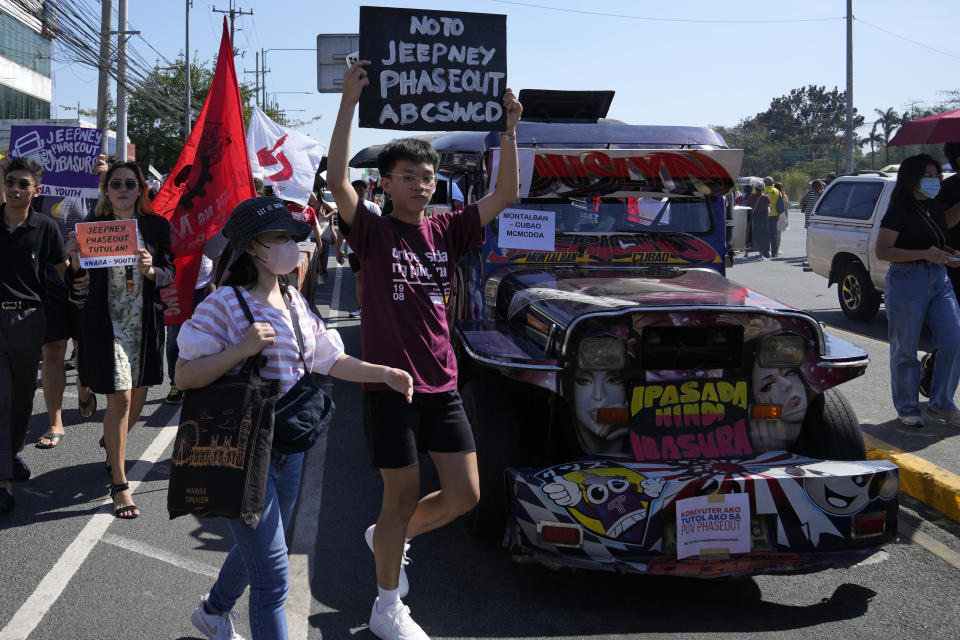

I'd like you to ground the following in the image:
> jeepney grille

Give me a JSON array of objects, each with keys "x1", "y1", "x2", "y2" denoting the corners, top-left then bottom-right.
[{"x1": 639, "y1": 325, "x2": 744, "y2": 370}]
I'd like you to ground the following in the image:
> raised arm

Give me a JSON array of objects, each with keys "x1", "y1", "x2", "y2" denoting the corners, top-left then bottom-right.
[
  {"x1": 327, "y1": 61, "x2": 370, "y2": 226},
  {"x1": 477, "y1": 89, "x2": 523, "y2": 227}
]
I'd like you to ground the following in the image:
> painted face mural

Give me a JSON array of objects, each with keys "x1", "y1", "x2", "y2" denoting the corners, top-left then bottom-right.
[
  {"x1": 540, "y1": 466, "x2": 665, "y2": 541},
  {"x1": 573, "y1": 368, "x2": 629, "y2": 455},
  {"x1": 801, "y1": 462, "x2": 899, "y2": 516},
  {"x1": 752, "y1": 364, "x2": 808, "y2": 423}
]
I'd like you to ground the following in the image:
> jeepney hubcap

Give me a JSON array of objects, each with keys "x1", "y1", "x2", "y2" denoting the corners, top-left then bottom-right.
[{"x1": 840, "y1": 274, "x2": 861, "y2": 310}]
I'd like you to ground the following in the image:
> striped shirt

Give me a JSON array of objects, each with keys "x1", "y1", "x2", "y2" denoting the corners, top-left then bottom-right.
[{"x1": 178, "y1": 285, "x2": 344, "y2": 394}]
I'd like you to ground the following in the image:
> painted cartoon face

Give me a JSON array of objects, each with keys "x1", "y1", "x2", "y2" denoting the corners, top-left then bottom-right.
[
  {"x1": 803, "y1": 474, "x2": 874, "y2": 515},
  {"x1": 573, "y1": 368, "x2": 628, "y2": 454},
  {"x1": 752, "y1": 364, "x2": 808, "y2": 422},
  {"x1": 540, "y1": 466, "x2": 665, "y2": 541}
]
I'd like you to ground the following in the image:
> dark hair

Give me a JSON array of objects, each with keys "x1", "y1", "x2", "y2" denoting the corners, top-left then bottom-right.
[
  {"x1": 8, "y1": 157, "x2": 44, "y2": 184},
  {"x1": 742, "y1": 184, "x2": 753, "y2": 196},
  {"x1": 376, "y1": 138, "x2": 439, "y2": 176},
  {"x1": 96, "y1": 161, "x2": 152, "y2": 217},
  {"x1": 891, "y1": 153, "x2": 942, "y2": 204},
  {"x1": 944, "y1": 142, "x2": 960, "y2": 171},
  {"x1": 351, "y1": 179, "x2": 367, "y2": 198}
]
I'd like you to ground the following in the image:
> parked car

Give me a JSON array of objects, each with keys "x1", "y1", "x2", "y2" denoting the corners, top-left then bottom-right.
[
  {"x1": 805, "y1": 172, "x2": 896, "y2": 320},
  {"x1": 350, "y1": 90, "x2": 898, "y2": 578}
]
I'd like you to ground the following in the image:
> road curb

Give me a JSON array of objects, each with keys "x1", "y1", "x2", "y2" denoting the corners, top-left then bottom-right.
[{"x1": 864, "y1": 433, "x2": 960, "y2": 524}]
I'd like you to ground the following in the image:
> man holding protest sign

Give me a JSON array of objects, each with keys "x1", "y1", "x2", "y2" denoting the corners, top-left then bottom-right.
[
  {"x1": 328, "y1": 8, "x2": 519, "y2": 634},
  {"x1": 0, "y1": 157, "x2": 70, "y2": 514}
]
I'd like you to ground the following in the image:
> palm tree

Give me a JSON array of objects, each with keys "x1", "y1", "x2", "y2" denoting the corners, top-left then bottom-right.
[
  {"x1": 867, "y1": 121, "x2": 883, "y2": 169},
  {"x1": 874, "y1": 107, "x2": 901, "y2": 166}
]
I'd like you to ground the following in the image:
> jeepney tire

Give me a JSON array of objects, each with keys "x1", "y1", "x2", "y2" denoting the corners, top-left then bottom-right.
[
  {"x1": 461, "y1": 377, "x2": 518, "y2": 539},
  {"x1": 836, "y1": 262, "x2": 881, "y2": 321},
  {"x1": 794, "y1": 388, "x2": 866, "y2": 460}
]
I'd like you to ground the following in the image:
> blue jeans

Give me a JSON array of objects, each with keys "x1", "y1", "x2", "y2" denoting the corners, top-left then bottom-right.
[
  {"x1": 885, "y1": 261, "x2": 960, "y2": 416},
  {"x1": 207, "y1": 452, "x2": 304, "y2": 640}
]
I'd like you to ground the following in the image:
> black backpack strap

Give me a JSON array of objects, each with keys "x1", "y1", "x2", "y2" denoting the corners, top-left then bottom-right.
[
  {"x1": 387, "y1": 216, "x2": 449, "y2": 305},
  {"x1": 231, "y1": 286, "x2": 266, "y2": 372}
]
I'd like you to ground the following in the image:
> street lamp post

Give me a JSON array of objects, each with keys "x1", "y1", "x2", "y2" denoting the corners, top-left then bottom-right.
[
  {"x1": 261, "y1": 48, "x2": 316, "y2": 107},
  {"x1": 269, "y1": 90, "x2": 313, "y2": 112}
]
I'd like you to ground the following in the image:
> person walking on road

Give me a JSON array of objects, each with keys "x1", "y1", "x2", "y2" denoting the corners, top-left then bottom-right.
[
  {"x1": 0, "y1": 157, "x2": 70, "y2": 514},
  {"x1": 762, "y1": 177, "x2": 783, "y2": 257},
  {"x1": 176, "y1": 196, "x2": 413, "y2": 640},
  {"x1": 66, "y1": 161, "x2": 176, "y2": 519},
  {"x1": 327, "y1": 59, "x2": 522, "y2": 640},
  {"x1": 875, "y1": 153, "x2": 960, "y2": 427},
  {"x1": 801, "y1": 179, "x2": 825, "y2": 228},
  {"x1": 746, "y1": 181, "x2": 771, "y2": 260}
]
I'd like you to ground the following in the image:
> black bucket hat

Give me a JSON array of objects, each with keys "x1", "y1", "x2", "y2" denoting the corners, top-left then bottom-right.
[{"x1": 222, "y1": 196, "x2": 311, "y2": 267}]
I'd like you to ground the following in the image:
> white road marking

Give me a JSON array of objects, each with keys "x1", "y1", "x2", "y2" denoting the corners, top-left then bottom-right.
[
  {"x1": 0, "y1": 411, "x2": 179, "y2": 640},
  {"x1": 101, "y1": 533, "x2": 220, "y2": 578}
]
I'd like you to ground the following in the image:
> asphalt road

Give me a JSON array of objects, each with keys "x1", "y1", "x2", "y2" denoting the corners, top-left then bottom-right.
[{"x1": 2, "y1": 221, "x2": 960, "y2": 640}]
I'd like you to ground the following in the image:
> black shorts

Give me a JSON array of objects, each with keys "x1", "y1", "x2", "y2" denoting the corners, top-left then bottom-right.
[
  {"x1": 348, "y1": 252, "x2": 361, "y2": 273},
  {"x1": 363, "y1": 389, "x2": 476, "y2": 468},
  {"x1": 43, "y1": 295, "x2": 83, "y2": 344}
]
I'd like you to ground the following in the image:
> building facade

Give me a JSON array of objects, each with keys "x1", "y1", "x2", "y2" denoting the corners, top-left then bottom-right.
[{"x1": 0, "y1": 0, "x2": 52, "y2": 119}]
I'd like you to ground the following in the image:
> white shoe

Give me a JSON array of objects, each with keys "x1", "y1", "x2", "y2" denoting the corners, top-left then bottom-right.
[
  {"x1": 897, "y1": 413, "x2": 924, "y2": 427},
  {"x1": 191, "y1": 594, "x2": 244, "y2": 640},
  {"x1": 369, "y1": 599, "x2": 429, "y2": 640},
  {"x1": 349, "y1": 307, "x2": 362, "y2": 317},
  {"x1": 365, "y1": 524, "x2": 410, "y2": 598},
  {"x1": 927, "y1": 406, "x2": 960, "y2": 428}
]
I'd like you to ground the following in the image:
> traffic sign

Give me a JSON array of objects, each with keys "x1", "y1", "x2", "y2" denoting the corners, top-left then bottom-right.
[{"x1": 781, "y1": 148, "x2": 806, "y2": 162}]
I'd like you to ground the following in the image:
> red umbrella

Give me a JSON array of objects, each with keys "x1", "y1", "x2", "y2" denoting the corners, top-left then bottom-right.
[{"x1": 887, "y1": 108, "x2": 960, "y2": 146}]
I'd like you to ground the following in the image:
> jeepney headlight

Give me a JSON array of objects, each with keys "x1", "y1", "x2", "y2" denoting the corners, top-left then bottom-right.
[
  {"x1": 758, "y1": 334, "x2": 806, "y2": 368},
  {"x1": 577, "y1": 336, "x2": 626, "y2": 371}
]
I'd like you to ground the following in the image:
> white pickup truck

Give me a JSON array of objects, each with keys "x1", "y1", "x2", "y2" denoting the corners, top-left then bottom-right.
[{"x1": 805, "y1": 173, "x2": 896, "y2": 320}]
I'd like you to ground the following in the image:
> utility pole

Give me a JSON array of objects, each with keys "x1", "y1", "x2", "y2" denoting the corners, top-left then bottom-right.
[
  {"x1": 185, "y1": 0, "x2": 192, "y2": 140},
  {"x1": 844, "y1": 0, "x2": 854, "y2": 174},
  {"x1": 96, "y1": 0, "x2": 112, "y2": 156},
  {"x1": 114, "y1": 0, "x2": 139, "y2": 161},
  {"x1": 261, "y1": 48, "x2": 314, "y2": 113},
  {"x1": 243, "y1": 50, "x2": 260, "y2": 107},
  {"x1": 212, "y1": 1, "x2": 253, "y2": 54}
]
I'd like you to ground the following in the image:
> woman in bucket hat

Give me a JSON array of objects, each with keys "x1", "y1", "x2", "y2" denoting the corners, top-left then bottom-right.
[{"x1": 176, "y1": 196, "x2": 413, "y2": 640}]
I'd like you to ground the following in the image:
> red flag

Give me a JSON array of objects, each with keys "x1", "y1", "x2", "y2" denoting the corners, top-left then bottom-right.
[{"x1": 153, "y1": 18, "x2": 256, "y2": 325}]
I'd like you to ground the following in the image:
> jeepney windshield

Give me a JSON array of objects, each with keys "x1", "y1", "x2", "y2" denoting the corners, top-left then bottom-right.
[{"x1": 507, "y1": 197, "x2": 713, "y2": 235}]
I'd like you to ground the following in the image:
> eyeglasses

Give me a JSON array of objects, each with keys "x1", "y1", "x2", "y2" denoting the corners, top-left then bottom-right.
[
  {"x1": 385, "y1": 173, "x2": 437, "y2": 187},
  {"x1": 108, "y1": 179, "x2": 139, "y2": 191},
  {"x1": 3, "y1": 177, "x2": 33, "y2": 190}
]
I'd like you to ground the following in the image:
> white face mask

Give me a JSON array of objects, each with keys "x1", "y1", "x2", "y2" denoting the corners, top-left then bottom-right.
[{"x1": 253, "y1": 238, "x2": 301, "y2": 275}]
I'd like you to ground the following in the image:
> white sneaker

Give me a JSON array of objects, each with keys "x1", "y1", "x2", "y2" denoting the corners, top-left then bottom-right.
[
  {"x1": 897, "y1": 413, "x2": 924, "y2": 427},
  {"x1": 927, "y1": 406, "x2": 960, "y2": 428},
  {"x1": 365, "y1": 524, "x2": 410, "y2": 598},
  {"x1": 349, "y1": 307, "x2": 362, "y2": 317},
  {"x1": 191, "y1": 594, "x2": 244, "y2": 640},
  {"x1": 369, "y1": 599, "x2": 429, "y2": 640}
]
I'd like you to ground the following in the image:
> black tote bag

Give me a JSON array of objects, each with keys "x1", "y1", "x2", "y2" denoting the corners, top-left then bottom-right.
[{"x1": 167, "y1": 287, "x2": 280, "y2": 530}]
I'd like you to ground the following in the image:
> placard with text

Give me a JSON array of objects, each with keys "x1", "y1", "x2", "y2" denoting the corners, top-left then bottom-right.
[
  {"x1": 75, "y1": 219, "x2": 140, "y2": 268},
  {"x1": 358, "y1": 6, "x2": 507, "y2": 131}
]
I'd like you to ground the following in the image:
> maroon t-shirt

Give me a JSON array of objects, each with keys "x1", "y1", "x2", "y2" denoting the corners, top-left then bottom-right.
[{"x1": 346, "y1": 199, "x2": 482, "y2": 392}]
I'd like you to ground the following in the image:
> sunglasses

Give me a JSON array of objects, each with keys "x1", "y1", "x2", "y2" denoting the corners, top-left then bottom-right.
[
  {"x1": 108, "y1": 179, "x2": 139, "y2": 191},
  {"x1": 4, "y1": 177, "x2": 33, "y2": 190}
]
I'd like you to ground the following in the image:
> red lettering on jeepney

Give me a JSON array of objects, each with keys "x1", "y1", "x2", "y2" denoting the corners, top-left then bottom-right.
[{"x1": 583, "y1": 151, "x2": 619, "y2": 178}]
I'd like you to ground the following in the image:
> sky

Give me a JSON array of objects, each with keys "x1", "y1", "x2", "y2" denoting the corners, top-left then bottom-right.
[{"x1": 49, "y1": 0, "x2": 959, "y2": 161}]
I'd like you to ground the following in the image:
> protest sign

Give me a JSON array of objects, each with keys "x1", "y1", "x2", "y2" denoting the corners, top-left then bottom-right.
[
  {"x1": 9, "y1": 125, "x2": 103, "y2": 200},
  {"x1": 675, "y1": 493, "x2": 750, "y2": 559},
  {"x1": 75, "y1": 219, "x2": 140, "y2": 268},
  {"x1": 358, "y1": 6, "x2": 507, "y2": 131},
  {"x1": 498, "y1": 208, "x2": 555, "y2": 251}
]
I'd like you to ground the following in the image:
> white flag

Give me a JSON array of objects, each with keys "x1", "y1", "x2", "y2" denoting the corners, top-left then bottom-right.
[{"x1": 246, "y1": 105, "x2": 326, "y2": 206}]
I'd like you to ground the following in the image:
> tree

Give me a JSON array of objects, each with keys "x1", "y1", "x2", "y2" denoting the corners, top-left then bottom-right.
[
  {"x1": 873, "y1": 107, "x2": 900, "y2": 166},
  {"x1": 126, "y1": 54, "x2": 286, "y2": 171},
  {"x1": 866, "y1": 121, "x2": 884, "y2": 170}
]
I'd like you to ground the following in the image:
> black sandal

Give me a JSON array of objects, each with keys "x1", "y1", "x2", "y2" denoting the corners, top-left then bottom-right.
[
  {"x1": 78, "y1": 392, "x2": 97, "y2": 420},
  {"x1": 109, "y1": 482, "x2": 139, "y2": 519}
]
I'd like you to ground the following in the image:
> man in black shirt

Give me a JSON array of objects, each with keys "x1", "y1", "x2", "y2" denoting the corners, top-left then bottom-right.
[{"x1": 0, "y1": 157, "x2": 69, "y2": 514}]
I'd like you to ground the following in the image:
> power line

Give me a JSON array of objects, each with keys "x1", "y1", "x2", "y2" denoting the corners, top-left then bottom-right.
[
  {"x1": 487, "y1": 0, "x2": 841, "y2": 24},
  {"x1": 856, "y1": 17, "x2": 960, "y2": 61}
]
